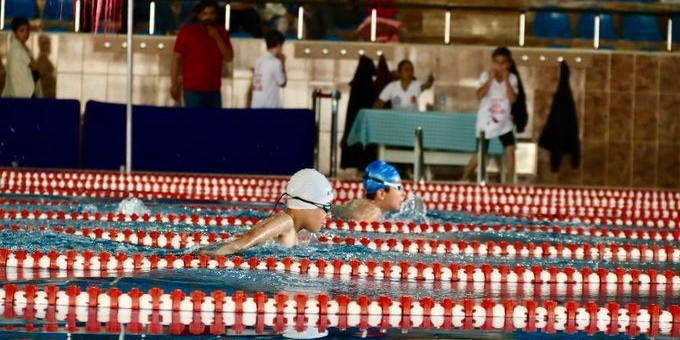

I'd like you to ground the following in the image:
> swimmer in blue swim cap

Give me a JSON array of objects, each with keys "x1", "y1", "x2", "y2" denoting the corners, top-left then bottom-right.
[
  {"x1": 334, "y1": 160, "x2": 406, "y2": 222},
  {"x1": 197, "y1": 169, "x2": 334, "y2": 255}
]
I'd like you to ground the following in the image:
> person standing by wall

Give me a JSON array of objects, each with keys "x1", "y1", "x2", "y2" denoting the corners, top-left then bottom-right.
[
  {"x1": 170, "y1": 0, "x2": 233, "y2": 108},
  {"x1": 250, "y1": 30, "x2": 287, "y2": 109},
  {"x1": 2, "y1": 17, "x2": 40, "y2": 98},
  {"x1": 461, "y1": 47, "x2": 519, "y2": 183}
]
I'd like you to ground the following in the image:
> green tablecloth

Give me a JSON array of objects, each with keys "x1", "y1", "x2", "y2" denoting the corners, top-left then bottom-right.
[{"x1": 347, "y1": 109, "x2": 504, "y2": 154}]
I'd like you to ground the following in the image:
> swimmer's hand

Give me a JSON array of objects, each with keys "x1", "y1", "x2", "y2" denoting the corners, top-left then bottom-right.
[{"x1": 193, "y1": 242, "x2": 241, "y2": 256}]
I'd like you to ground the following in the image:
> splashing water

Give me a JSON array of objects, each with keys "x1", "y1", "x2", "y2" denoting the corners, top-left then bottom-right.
[
  {"x1": 116, "y1": 197, "x2": 150, "y2": 216},
  {"x1": 386, "y1": 192, "x2": 428, "y2": 223}
]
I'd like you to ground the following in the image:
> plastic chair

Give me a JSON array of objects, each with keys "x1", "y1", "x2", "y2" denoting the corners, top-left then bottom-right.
[
  {"x1": 622, "y1": 14, "x2": 662, "y2": 41},
  {"x1": 533, "y1": 9, "x2": 572, "y2": 38},
  {"x1": 578, "y1": 12, "x2": 617, "y2": 39},
  {"x1": 4, "y1": 0, "x2": 37, "y2": 20}
]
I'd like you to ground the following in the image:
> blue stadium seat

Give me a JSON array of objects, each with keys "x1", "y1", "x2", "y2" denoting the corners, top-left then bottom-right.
[
  {"x1": 42, "y1": 0, "x2": 73, "y2": 20},
  {"x1": 4, "y1": 0, "x2": 36, "y2": 20},
  {"x1": 578, "y1": 12, "x2": 617, "y2": 40},
  {"x1": 178, "y1": 0, "x2": 195, "y2": 25},
  {"x1": 42, "y1": 0, "x2": 73, "y2": 31},
  {"x1": 533, "y1": 9, "x2": 572, "y2": 39},
  {"x1": 622, "y1": 14, "x2": 662, "y2": 41},
  {"x1": 134, "y1": 0, "x2": 176, "y2": 35},
  {"x1": 230, "y1": 31, "x2": 253, "y2": 38},
  {"x1": 321, "y1": 34, "x2": 345, "y2": 41}
]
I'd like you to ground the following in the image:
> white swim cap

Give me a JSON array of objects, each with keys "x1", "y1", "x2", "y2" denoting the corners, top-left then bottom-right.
[{"x1": 286, "y1": 169, "x2": 334, "y2": 210}]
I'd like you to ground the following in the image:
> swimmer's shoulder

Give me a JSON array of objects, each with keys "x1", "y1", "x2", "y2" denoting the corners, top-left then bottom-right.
[{"x1": 333, "y1": 199, "x2": 383, "y2": 222}]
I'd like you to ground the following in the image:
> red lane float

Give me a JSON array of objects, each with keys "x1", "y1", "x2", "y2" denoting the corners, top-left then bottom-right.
[
  {"x1": 1, "y1": 169, "x2": 677, "y2": 206},
  {"x1": 2, "y1": 169, "x2": 677, "y2": 201},
  {"x1": 325, "y1": 220, "x2": 680, "y2": 239},
  {"x1": 1, "y1": 249, "x2": 679, "y2": 285},
  {"x1": 2, "y1": 213, "x2": 680, "y2": 242},
  {"x1": 0, "y1": 284, "x2": 678, "y2": 337},
  {"x1": 1, "y1": 266, "x2": 677, "y2": 302},
  {"x1": 1, "y1": 195, "x2": 677, "y2": 222},
  {"x1": 13, "y1": 224, "x2": 677, "y2": 263}
]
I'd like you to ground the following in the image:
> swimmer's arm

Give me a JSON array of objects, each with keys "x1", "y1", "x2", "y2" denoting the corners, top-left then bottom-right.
[{"x1": 198, "y1": 215, "x2": 290, "y2": 255}]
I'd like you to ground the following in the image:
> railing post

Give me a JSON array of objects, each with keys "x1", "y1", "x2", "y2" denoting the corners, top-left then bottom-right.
[
  {"x1": 594, "y1": 14, "x2": 601, "y2": 49},
  {"x1": 668, "y1": 17, "x2": 673, "y2": 52},
  {"x1": 311, "y1": 90, "x2": 321, "y2": 169},
  {"x1": 477, "y1": 131, "x2": 487, "y2": 184},
  {"x1": 330, "y1": 90, "x2": 341, "y2": 178},
  {"x1": 518, "y1": 11, "x2": 526, "y2": 47},
  {"x1": 149, "y1": 1, "x2": 156, "y2": 35},
  {"x1": 414, "y1": 127, "x2": 424, "y2": 184},
  {"x1": 1, "y1": 0, "x2": 6, "y2": 30}
]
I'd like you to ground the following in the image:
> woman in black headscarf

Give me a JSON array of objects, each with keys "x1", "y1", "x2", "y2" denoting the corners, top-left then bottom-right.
[{"x1": 340, "y1": 55, "x2": 376, "y2": 169}]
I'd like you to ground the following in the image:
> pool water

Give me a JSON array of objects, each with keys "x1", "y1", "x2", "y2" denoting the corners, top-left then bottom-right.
[{"x1": 0, "y1": 193, "x2": 678, "y2": 339}]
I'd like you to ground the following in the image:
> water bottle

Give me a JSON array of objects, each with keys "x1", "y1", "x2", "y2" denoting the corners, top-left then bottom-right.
[{"x1": 436, "y1": 93, "x2": 446, "y2": 111}]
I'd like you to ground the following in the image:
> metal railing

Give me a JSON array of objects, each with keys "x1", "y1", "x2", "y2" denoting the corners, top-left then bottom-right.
[{"x1": 2, "y1": 0, "x2": 678, "y2": 51}]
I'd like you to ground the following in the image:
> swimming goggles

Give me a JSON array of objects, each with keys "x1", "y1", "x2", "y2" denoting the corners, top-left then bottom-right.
[
  {"x1": 272, "y1": 192, "x2": 332, "y2": 213},
  {"x1": 363, "y1": 176, "x2": 403, "y2": 191}
]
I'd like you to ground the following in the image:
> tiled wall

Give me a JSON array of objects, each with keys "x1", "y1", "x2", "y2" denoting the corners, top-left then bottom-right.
[{"x1": 0, "y1": 33, "x2": 677, "y2": 189}]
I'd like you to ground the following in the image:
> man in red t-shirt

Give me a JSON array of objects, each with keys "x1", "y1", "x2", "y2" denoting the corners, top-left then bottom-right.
[{"x1": 171, "y1": 0, "x2": 233, "y2": 108}]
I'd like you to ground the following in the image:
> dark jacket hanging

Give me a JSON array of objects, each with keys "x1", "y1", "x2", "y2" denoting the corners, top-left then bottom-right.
[
  {"x1": 374, "y1": 54, "x2": 392, "y2": 109},
  {"x1": 340, "y1": 55, "x2": 376, "y2": 169},
  {"x1": 509, "y1": 62, "x2": 528, "y2": 133},
  {"x1": 538, "y1": 61, "x2": 581, "y2": 172}
]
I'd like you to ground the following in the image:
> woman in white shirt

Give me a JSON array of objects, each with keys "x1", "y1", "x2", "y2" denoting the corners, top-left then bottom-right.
[
  {"x1": 374, "y1": 59, "x2": 433, "y2": 111},
  {"x1": 2, "y1": 17, "x2": 39, "y2": 98}
]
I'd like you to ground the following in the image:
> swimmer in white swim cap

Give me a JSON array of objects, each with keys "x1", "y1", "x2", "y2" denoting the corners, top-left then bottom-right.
[
  {"x1": 333, "y1": 160, "x2": 406, "y2": 223},
  {"x1": 196, "y1": 169, "x2": 334, "y2": 255}
]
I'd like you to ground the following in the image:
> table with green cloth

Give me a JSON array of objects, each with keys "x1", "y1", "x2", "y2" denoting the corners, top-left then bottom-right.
[{"x1": 346, "y1": 109, "x2": 505, "y2": 155}]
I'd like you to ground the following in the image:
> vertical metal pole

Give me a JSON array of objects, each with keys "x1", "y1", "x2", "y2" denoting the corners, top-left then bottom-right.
[
  {"x1": 330, "y1": 90, "x2": 341, "y2": 177},
  {"x1": 311, "y1": 90, "x2": 320, "y2": 169},
  {"x1": 667, "y1": 17, "x2": 673, "y2": 52},
  {"x1": 593, "y1": 14, "x2": 600, "y2": 49},
  {"x1": 444, "y1": 11, "x2": 451, "y2": 44},
  {"x1": 297, "y1": 6, "x2": 304, "y2": 39},
  {"x1": 0, "y1": 0, "x2": 5, "y2": 29},
  {"x1": 149, "y1": 1, "x2": 156, "y2": 35},
  {"x1": 477, "y1": 131, "x2": 487, "y2": 184},
  {"x1": 414, "y1": 127, "x2": 424, "y2": 184},
  {"x1": 74, "y1": 0, "x2": 81, "y2": 32},
  {"x1": 370, "y1": 8, "x2": 377, "y2": 42},
  {"x1": 518, "y1": 12, "x2": 526, "y2": 47},
  {"x1": 125, "y1": 0, "x2": 134, "y2": 174},
  {"x1": 225, "y1": 4, "x2": 231, "y2": 31}
]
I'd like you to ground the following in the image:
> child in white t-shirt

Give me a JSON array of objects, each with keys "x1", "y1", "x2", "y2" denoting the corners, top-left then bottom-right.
[
  {"x1": 462, "y1": 47, "x2": 519, "y2": 183},
  {"x1": 374, "y1": 59, "x2": 434, "y2": 111},
  {"x1": 250, "y1": 30, "x2": 287, "y2": 108}
]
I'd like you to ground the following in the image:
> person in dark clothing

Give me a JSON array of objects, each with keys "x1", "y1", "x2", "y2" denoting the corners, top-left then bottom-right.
[
  {"x1": 340, "y1": 55, "x2": 376, "y2": 170},
  {"x1": 538, "y1": 61, "x2": 581, "y2": 171},
  {"x1": 374, "y1": 54, "x2": 392, "y2": 108},
  {"x1": 509, "y1": 62, "x2": 528, "y2": 133}
]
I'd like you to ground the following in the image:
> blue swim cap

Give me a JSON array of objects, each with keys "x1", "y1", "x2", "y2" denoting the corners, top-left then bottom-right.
[{"x1": 363, "y1": 160, "x2": 401, "y2": 194}]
